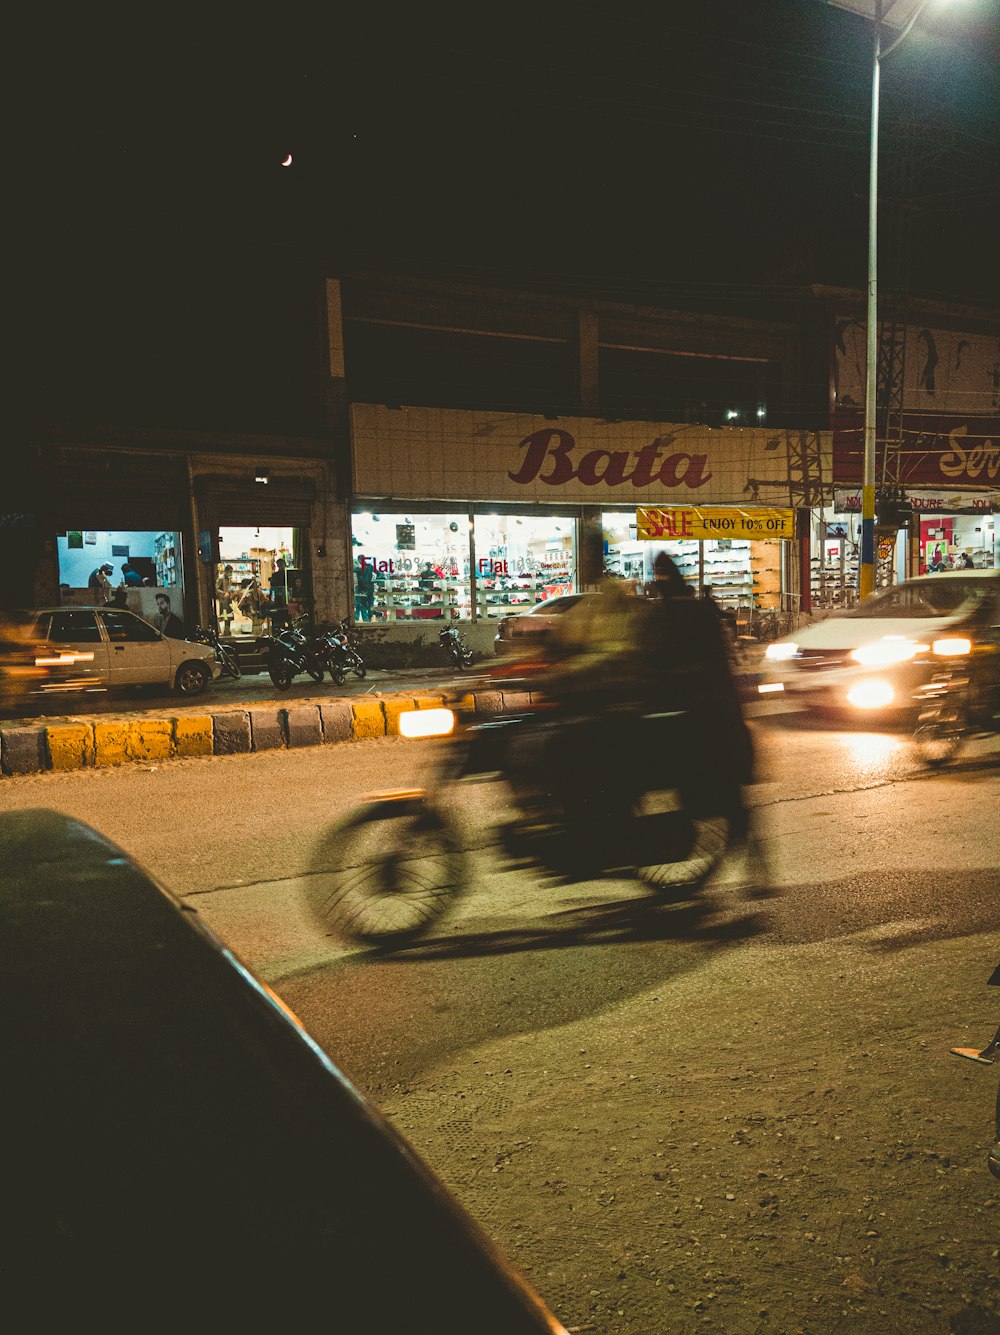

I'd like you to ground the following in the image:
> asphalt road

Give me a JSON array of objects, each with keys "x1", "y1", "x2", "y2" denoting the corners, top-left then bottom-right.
[{"x1": 2, "y1": 717, "x2": 998, "y2": 1332}]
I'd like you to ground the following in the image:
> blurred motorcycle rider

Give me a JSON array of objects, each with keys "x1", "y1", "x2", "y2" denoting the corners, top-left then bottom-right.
[
  {"x1": 645, "y1": 551, "x2": 754, "y2": 837},
  {"x1": 540, "y1": 552, "x2": 755, "y2": 856}
]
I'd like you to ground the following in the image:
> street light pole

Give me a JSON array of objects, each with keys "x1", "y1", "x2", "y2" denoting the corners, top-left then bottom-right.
[
  {"x1": 859, "y1": 0, "x2": 940, "y2": 599},
  {"x1": 860, "y1": 6, "x2": 882, "y2": 599}
]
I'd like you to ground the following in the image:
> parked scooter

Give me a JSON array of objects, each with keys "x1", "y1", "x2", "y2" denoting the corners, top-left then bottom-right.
[
  {"x1": 192, "y1": 625, "x2": 241, "y2": 680},
  {"x1": 440, "y1": 625, "x2": 474, "y2": 670},
  {"x1": 256, "y1": 618, "x2": 325, "y2": 691}
]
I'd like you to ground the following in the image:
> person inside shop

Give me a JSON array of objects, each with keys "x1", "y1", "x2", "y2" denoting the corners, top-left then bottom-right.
[
  {"x1": 240, "y1": 576, "x2": 269, "y2": 636},
  {"x1": 354, "y1": 559, "x2": 375, "y2": 622},
  {"x1": 956, "y1": 551, "x2": 975, "y2": 569},
  {"x1": 268, "y1": 557, "x2": 290, "y2": 629},
  {"x1": 88, "y1": 562, "x2": 115, "y2": 604},
  {"x1": 152, "y1": 591, "x2": 185, "y2": 639},
  {"x1": 418, "y1": 561, "x2": 441, "y2": 591},
  {"x1": 216, "y1": 564, "x2": 237, "y2": 636},
  {"x1": 120, "y1": 562, "x2": 142, "y2": 587}
]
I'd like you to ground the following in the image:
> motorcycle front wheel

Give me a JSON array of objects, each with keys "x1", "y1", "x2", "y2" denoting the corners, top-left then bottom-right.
[
  {"x1": 913, "y1": 704, "x2": 967, "y2": 768},
  {"x1": 352, "y1": 660, "x2": 367, "y2": 679},
  {"x1": 306, "y1": 797, "x2": 466, "y2": 945},
  {"x1": 220, "y1": 649, "x2": 241, "y2": 680},
  {"x1": 268, "y1": 662, "x2": 293, "y2": 690}
]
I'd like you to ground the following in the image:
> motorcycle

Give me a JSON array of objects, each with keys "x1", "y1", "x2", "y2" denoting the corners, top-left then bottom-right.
[
  {"x1": 304, "y1": 694, "x2": 764, "y2": 948},
  {"x1": 306, "y1": 620, "x2": 366, "y2": 686},
  {"x1": 911, "y1": 641, "x2": 1000, "y2": 767},
  {"x1": 192, "y1": 625, "x2": 241, "y2": 680},
  {"x1": 440, "y1": 625, "x2": 474, "y2": 670},
  {"x1": 256, "y1": 619, "x2": 325, "y2": 691}
]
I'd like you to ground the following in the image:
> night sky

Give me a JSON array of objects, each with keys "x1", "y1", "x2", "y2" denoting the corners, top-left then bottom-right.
[{"x1": 22, "y1": 0, "x2": 1000, "y2": 434}]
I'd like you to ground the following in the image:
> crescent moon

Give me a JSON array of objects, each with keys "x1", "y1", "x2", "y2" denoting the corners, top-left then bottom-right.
[{"x1": 280, "y1": 153, "x2": 293, "y2": 167}]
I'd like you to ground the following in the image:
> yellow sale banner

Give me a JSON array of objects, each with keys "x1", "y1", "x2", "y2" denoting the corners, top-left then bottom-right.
[{"x1": 636, "y1": 506, "x2": 796, "y2": 541}]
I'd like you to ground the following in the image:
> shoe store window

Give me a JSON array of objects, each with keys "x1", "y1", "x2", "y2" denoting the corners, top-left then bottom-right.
[
  {"x1": 472, "y1": 515, "x2": 576, "y2": 620},
  {"x1": 351, "y1": 512, "x2": 472, "y2": 621}
]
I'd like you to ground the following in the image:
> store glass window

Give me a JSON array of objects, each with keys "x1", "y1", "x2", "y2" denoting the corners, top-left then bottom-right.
[
  {"x1": 473, "y1": 515, "x2": 576, "y2": 620},
  {"x1": 351, "y1": 512, "x2": 472, "y2": 622},
  {"x1": 216, "y1": 527, "x2": 308, "y2": 637},
  {"x1": 56, "y1": 529, "x2": 186, "y2": 626}
]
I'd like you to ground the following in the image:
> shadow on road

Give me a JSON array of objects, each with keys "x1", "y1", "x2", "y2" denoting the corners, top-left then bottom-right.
[{"x1": 366, "y1": 887, "x2": 772, "y2": 964}]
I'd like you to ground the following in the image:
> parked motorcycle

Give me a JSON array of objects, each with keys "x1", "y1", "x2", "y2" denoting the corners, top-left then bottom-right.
[
  {"x1": 192, "y1": 625, "x2": 241, "y2": 680},
  {"x1": 257, "y1": 620, "x2": 325, "y2": 691},
  {"x1": 304, "y1": 695, "x2": 763, "y2": 948},
  {"x1": 912, "y1": 643, "x2": 1000, "y2": 767},
  {"x1": 330, "y1": 618, "x2": 367, "y2": 679},
  {"x1": 440, "y1": 625, "x2": 474, "y2": 670}
]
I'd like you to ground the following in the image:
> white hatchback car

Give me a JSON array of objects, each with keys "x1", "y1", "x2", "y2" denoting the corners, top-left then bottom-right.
[
  {"x1": 30, "y1": 607, "x2": 220, "y2": 697},
  {"x1": 759, "y1": 571, "x2": 1000, "y2": 717}
]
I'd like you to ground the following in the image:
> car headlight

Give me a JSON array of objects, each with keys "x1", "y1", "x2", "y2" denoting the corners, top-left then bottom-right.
[
  {"x1": 932, "y1": 636, "x2": 971, "y2": 657},
  {"x1": 765, "y1": 641, "x2": 798, "y2": 661},
  {"x1": 846, "y1": 679, "x2": 895, "y2": 709},
  {"x1": 850, "y1": 637, "x2": 927, "y2": 667}
]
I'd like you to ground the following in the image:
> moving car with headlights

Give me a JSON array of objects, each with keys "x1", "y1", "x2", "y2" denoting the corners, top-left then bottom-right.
[
  {"x1": 493, "y1": 592, "x2": 593, "y2": 656},
  {"x1": 0, "y1": 611, "x2": 103, "y2": 715},
  {"x1": 758, "y1": 571, "x2": 999, "y2": 719},
  {"x1": 26, "y1": 607, "x2": 220, "y2": 697}
]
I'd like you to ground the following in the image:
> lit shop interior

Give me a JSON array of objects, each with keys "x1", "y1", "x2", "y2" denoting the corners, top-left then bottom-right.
[
  {"x1": 811, "y1": 507, "x2": 996, "y2": 609},
  {"x1": 350, "y1": 512, "x2": 576, "y2": 621},
  {"x1": 57, "y1": 529, "x2": 187, "y2": 625},
  {"x1": 601, "y1": 513, "x2": 783, "y2": 613},
  {"x1": 214, "y1": 527, "x2": 309, "y2": 637}
]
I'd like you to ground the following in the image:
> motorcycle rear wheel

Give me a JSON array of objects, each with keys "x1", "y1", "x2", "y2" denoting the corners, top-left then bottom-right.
[
  {"x1": 307, "y1": 797, "x2": 466, "y2": 945},
  {"x1": 220, "y1": 650, "x2": 241, "y2": 680},
  {"x1": 638, "y1": 815, "x2": 731, "y2": 893},
  {"x1": 269, "y1": 663, "x2": 293, "y2": 690}
]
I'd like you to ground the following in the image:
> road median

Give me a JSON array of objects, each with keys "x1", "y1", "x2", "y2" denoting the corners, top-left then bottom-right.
[{"x1": 0, "y1": 688, "x2": 537, "y2": 778}]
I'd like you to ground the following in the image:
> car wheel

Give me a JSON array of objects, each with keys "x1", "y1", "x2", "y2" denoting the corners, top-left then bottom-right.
[{"x1": 174, "y1": 661, "x2": 210, "y2": 696}]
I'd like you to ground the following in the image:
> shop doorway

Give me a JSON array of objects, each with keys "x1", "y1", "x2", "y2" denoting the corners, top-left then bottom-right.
[{"x1": 215, "y1": 526, "x2": 311, "y2": 639}]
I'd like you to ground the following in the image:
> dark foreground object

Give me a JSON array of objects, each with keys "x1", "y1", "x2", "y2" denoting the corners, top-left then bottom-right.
[{"x1": 0, "y1": 809, "x2": 564, "y2": 1331}]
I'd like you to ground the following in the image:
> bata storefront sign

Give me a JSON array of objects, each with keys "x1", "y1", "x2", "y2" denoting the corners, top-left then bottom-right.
[
  {"x1": 832, "y1": 414, "x2": 1000, "y2": 488},
  {"x1": 833, "y1": 488, "x2": 998, "y2": 516},
  {"x1": 637, "y1": 506, "x2": 796, "y2": 540},
  {"x1": 351, "y1": 404, "x2": 830, "y2": 507}
]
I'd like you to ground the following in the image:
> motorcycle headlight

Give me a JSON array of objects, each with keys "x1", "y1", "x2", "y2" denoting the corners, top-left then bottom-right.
[
  {"x1": 850, "y1": 637, "x2": 927, "y2": 667},
  {"x1": 399, "y1": 708, "x2": 455, "y2": 739},
  {"x1": 765, "y1": 641, "x2": 798, "y2": 661},
  {"x1": 932, "y1": 636, "x2": 971, "y2": 657}
]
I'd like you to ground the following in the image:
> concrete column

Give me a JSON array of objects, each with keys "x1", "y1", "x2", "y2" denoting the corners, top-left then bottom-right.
[
  {"x1": 577, "y1": 309, "x2": 600, "y2": 411},
  {"x1": 578, "y1": 510, "x2": 605, "y2": 591}
]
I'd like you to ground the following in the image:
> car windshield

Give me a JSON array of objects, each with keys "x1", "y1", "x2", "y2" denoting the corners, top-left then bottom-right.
[{"x1": 846, "y1": 577, "x2": 995, "y2": 619}]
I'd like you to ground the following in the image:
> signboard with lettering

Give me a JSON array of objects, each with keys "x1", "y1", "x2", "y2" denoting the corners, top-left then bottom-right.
[
  {"x1": 351, "y1": 405, "x2": 831, "y2": 508},
  {"x1": 832, "y1": 414, "x2": 1000, "y2": 489},
  {"x1": 636, "y1": 506, "x2": 796, "y2": 541},
  {"x1": 833, "y1": 488, "x2": 998, "y2": 516}
]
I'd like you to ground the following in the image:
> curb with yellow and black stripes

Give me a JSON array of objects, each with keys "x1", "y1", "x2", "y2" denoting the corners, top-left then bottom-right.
[{"x1": 0, "y1": 688, "x2": 539, "y2": 778}]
